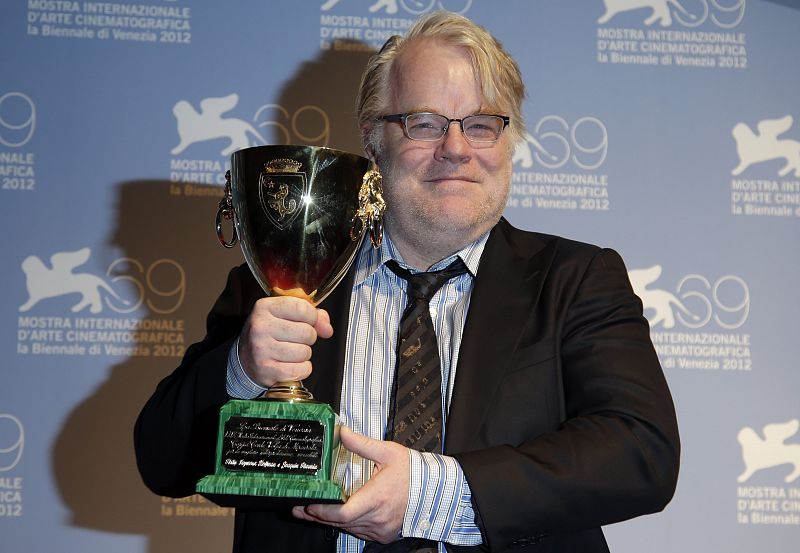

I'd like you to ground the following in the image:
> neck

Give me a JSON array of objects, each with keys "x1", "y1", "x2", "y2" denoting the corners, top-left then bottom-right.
[{"x1": 386, "y1": 220, "x2": 475, "y2": 271}]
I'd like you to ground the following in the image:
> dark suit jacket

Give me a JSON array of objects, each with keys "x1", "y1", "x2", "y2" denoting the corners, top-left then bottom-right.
[{"x1": 135, "y1": 219, "x2": 680, "y2": 552}]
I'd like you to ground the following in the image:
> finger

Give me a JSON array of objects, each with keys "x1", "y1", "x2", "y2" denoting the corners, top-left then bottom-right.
[
  {"x1": 298, "y1": 501, "x2": 397, "y2": 544},
  {"x1": 261, "y1": 360, "x2": 313, "y2": 383},
  {"x1": 270, "y1": 319, "x2": 319, "y2": 345},
  {"x1": 250, "y1": 312, "x2": 318, "y2": 347},
  {"x1": 260, "y1": 296, "x2": 319, "y2": 325},
  {"x1": 240, "y1": 358, "x2": 313, "y2": 388},
  {"x1": 245, "y1": 319, "x2": 315, "y2": 355},
  {"x1": 291, "y1": 506, "x2": 386, "y2": 543},
  {"x1": 292, "y1": 505, "x2": 317, "y2": 522},
  {"x1": 300, "y1": 485, "x2": 388, "y2": 526},
  {"x1": 293, "y1": 503, "x2": 352, "y2": 525}
]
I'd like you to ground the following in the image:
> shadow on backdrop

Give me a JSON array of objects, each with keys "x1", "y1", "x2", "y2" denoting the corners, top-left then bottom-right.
[
  {"x1": 764, "y1": 0, "x2": 799, "y2": 9},
  {"x1": 265, "y1": 40, "x2": 374, "y2": 154},
  {"x1": 51, "y1": 179, "x2": 237, "y2": 553},
  {"x1": 51, "y1": 39, "x2": 375, "y2": 553}
]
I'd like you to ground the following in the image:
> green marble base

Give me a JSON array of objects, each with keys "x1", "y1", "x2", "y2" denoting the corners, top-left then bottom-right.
[
  {"x1": 197, "y1": 398, "x2": 344, "y2": 507},
  {"x1": 197, "y1": 475, "x2": 344, "y2": 506}
]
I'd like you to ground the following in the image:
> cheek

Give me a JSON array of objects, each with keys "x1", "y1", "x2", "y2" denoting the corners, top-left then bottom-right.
[
  {"x1": 379, "y1": 146, "x2": 428, "y2": 182},
  {"x1": 481, "y1": 153, "x2": 513, "y2": 183},
  {"x1": 396, "y1": 141, "x2": 435, "y2": 164}
]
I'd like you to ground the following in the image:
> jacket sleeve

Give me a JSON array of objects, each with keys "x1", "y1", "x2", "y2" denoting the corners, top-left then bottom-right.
[
  {"x1": 134, "y1": 264, "x2": 261, "y2": 497},
  {"x1": 453, "y1": 247, "x2": 680, "y2": 550}
]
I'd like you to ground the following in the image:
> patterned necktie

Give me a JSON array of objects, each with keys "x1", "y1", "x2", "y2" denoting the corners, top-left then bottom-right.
[
  {"x1": 363, "y1": 258, "x2": 468, "y2": 553},
  {"x1": 384, "y1": 258, "x2": 468, "y2": 453}
]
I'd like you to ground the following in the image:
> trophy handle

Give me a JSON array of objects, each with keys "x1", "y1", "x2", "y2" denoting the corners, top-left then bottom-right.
[
  {"x1": 350, "y1": 169, "x2": 385, "y2": 248},
  {"x1": 216, "y1": 170, "x2": 239, "y2": 248},
  {"x1": 264, "y1": 380, "x2": 315, "y2": 401}
]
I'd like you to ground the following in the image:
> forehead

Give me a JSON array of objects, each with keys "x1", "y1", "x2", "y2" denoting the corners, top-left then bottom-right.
[{"x1": 389, "y1": 39, "x2": 485, "y2": 113}]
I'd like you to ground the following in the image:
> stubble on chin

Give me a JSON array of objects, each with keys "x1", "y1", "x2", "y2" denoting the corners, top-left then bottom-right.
[{"x1": 383, "y1": 181, "x2": 506, "y2": 266}]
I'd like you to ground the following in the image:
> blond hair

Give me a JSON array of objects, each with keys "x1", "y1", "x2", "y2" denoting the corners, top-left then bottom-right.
[{"x1": 356, "y1": 11, "x2": 526, "y2": 154}]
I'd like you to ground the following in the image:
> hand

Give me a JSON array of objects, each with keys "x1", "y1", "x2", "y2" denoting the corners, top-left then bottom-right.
[
  {"x1": 238, "y1": 296, "x2": 333, "y2": 387},
  {"x1": 292, "y1": 427, "x2": 410, "y2": 544}
]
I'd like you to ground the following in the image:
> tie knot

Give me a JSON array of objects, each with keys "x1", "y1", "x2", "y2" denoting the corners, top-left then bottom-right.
[{"x1": 386, "y1": 258, "x2": 468, "y2": 303}]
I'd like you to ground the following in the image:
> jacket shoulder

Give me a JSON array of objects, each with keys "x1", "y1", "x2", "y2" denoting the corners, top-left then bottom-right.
[{"x1": 495, "y1": 219, "x2": 609, "y2": 264}]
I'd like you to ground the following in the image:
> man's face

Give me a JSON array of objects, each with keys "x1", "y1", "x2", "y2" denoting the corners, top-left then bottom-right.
[{"x1": 374, "y1": 38, "x2": 513, "y2": 268}]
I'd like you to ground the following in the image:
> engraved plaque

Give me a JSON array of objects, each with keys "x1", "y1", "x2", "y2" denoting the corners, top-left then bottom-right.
[{"x1": 221, "y1": 417, "x2": 324, "y2": 476}]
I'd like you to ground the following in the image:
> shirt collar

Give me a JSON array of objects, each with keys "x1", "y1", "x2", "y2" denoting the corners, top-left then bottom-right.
[{"x1": 353, "y1": 224, "x2": 492, "y2": 286}]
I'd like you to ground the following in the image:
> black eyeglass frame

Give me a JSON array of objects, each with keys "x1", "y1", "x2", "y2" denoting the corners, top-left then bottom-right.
[{"x1": 379, "y1": 112, "x2": 511, "y2": 143}]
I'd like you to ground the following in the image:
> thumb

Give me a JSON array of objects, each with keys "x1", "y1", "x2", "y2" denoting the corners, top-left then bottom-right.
[
  {"x1": 340, "y1": 426, "x2": 391, "y2": 464},
  {"x1": 315, "y1": 308, "x2": 334, "y2": 339}
]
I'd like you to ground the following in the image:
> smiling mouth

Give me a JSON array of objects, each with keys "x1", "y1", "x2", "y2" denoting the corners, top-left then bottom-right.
[{"x1": 427, "y1": 176, "x2": 477, "y2": 183}]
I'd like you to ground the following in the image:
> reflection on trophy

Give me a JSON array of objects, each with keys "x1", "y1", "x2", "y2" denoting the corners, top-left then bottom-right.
[{"x1": 197, "y1": 145, "x2": 385, "y2": 507}]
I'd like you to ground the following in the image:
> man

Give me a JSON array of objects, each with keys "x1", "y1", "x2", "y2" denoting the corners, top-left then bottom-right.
[{"x1": 135, "y1": 11, "x2": 680, "y2": 553}]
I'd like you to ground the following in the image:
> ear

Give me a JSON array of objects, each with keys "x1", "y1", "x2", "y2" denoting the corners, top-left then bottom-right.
[
  {"x1": 364, "y1": 144, "x2": 378, "y2": 164},
  {"x1": 360, "y1": 125, "x2": 378, "y2": 163}
]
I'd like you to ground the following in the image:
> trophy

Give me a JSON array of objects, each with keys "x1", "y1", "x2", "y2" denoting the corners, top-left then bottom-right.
[{"x1": 196, "y1": 145, "x2": 385, "y2": 508}]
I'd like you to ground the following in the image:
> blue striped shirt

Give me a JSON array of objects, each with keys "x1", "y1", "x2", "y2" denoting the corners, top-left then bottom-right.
[{"x1": 227, "y1": 229, "x2": 488, "y2": 551}]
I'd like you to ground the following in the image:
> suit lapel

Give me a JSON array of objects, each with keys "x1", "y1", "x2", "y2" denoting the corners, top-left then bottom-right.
[{"x1": 444, "y1": 220, "x2": 553, "y2": 454}]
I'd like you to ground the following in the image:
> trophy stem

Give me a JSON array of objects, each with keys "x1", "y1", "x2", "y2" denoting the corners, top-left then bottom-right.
[{"x1": 264, "y1": 380, "x2": 315, "y2": 401}]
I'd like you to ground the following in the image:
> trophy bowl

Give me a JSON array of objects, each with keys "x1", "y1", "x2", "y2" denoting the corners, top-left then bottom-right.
[
  {"x1": 199, "y1": 145, "x2": 384, "y2": 507},
  {"x1": 224, "y1": 144, "x2": 382, "y2": 306}
]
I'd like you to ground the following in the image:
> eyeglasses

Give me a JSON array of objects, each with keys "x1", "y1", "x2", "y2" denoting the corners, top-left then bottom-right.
[{"x1": 379, "y1": 112, "x2": 510, "y2": 143}]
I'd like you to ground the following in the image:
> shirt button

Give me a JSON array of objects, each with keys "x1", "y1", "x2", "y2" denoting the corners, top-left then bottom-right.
[{"x1": 418, "y1": 519, "x2": 430, "y2": 530}]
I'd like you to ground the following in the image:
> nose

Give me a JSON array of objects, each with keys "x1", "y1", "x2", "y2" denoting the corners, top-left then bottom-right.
[{"x1": 434, "y1": 121, "x2": 471, "y2": 163}]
